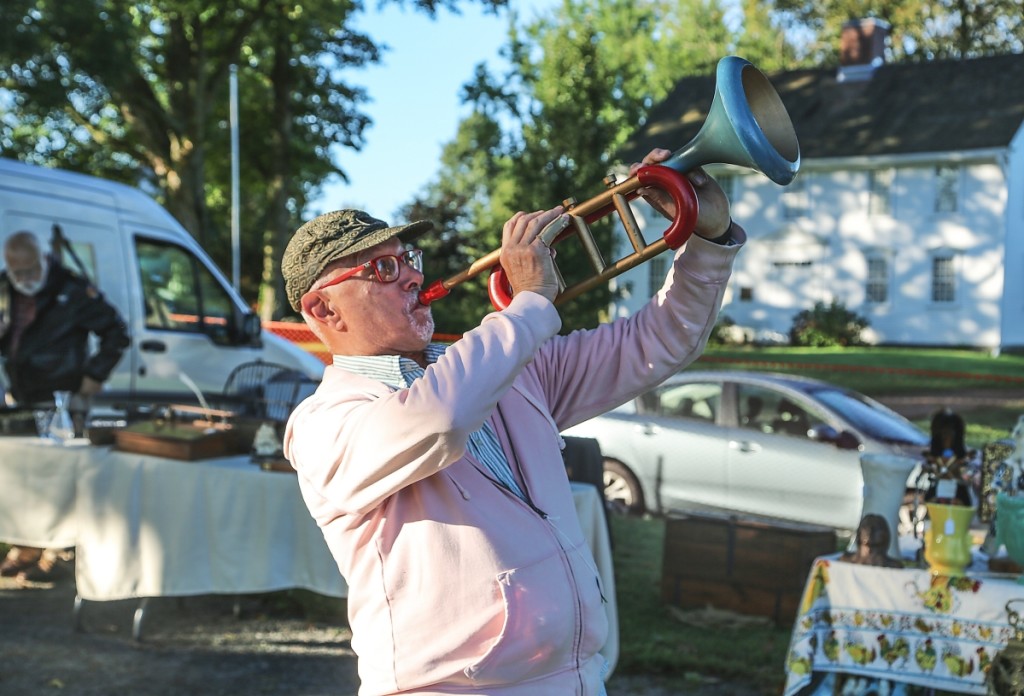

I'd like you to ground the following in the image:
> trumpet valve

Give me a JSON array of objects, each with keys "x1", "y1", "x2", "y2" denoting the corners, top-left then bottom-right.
[
  {"x1": 562, "y1": 197, "x2": 577, "y2": 211},
  {"x1": 603, "y1": 174, "x2": 618, "y2": 188}
]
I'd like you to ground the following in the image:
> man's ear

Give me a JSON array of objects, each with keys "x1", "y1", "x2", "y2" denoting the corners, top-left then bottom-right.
[{"x1": 300, "y1": 292, "x2": 346, "y2": 332}]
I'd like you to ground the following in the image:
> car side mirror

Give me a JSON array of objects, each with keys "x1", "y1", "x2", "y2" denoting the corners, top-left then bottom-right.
[
  {"x1": 834, "y1": 431, "x2": 862, "y2": 450},
  {"x1": 808, "y1": 424, "x2": 861, "y2": 450},
  {"x1": 808, "y1": 424, "x2": 839, "y2": 443}
]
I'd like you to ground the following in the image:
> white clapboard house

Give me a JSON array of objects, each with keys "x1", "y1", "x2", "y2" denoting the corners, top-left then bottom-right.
[{"x1": 613, "y1": 19, "x2": 1024, "y2": 352}]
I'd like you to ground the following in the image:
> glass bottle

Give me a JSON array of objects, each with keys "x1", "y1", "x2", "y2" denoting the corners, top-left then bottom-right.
[{"x1": 47, "y1": 391, "x2": 76, "y2": 442}]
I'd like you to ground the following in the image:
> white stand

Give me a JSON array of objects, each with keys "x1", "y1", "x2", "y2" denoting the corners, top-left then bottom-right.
[{"x1": 857, "y1": 453, "x2": 920, "y2": 560}]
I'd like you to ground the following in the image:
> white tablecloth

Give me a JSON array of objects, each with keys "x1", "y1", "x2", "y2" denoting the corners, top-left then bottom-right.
[
  {"x1": 0, "y1": 437, "x2": 85, "y2": 547},
  {"x1": 74, "y1": 449, "x2": 348, "y2": 601},
  {"x1": 0, "y1": 436, "x2": 618, "y2": 674},
  {"x1": 784, "y1": 554, "x2": 1019, "y2": 695}
]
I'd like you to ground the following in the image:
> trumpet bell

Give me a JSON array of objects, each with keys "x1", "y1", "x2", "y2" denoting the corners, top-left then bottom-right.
[{"x1": 664, "y1": 56, "x2": 800, "y2": 185}]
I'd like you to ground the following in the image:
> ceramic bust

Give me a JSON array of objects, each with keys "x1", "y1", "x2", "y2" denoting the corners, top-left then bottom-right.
[{"x1": 840, "y1": 513, "x2": 904, "y2": 568}]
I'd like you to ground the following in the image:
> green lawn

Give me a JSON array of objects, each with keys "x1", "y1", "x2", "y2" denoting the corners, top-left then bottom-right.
[
  {"x1": 607, "y1": 514, "x2": 793, "y2": 694},
  {"x1": 697, "y1": 345, "x2": 1024, "y2": 395}
]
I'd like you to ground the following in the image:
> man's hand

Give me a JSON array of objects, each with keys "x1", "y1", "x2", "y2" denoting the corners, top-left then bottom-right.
[
  {"x1": 499, "y1": 207, "x2": 564, "y2": 303},
  {"x1": 629, "y1": 148, "x2": 732, "y2": 240},
  {"x1": 78, "y1": 376, "x2": 103, "y2": 397}
]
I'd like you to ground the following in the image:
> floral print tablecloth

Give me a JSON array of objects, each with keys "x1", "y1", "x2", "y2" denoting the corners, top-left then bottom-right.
[{"x1": 784, "y1": 555, "x2": 1023, "y2": 695}]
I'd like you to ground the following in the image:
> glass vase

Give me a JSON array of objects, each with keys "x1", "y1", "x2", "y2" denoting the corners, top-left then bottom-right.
[
  {"x1": 996, "y1": 493, "x2": 1024, "y2": 585},
  {"x1": 858, "y1": 453, "x2": 919, "y2": 560},
  {"x1": 924, "y1": 502, "x2": 975, "y2": 577}
]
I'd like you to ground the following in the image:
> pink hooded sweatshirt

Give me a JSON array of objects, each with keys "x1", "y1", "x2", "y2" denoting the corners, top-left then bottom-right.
[{"x1": 283, "y1": 231, "x2": 743, "y2": 695}]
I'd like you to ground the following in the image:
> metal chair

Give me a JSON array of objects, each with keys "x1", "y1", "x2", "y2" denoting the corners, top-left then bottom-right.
[{"x1": 221, "y1": 361, "x2": 317, "y2": 422}]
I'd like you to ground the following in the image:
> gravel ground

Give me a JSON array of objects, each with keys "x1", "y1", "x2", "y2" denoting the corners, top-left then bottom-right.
[{"x1": 0, "y1": 566, "x2": 758, "y2": 696}]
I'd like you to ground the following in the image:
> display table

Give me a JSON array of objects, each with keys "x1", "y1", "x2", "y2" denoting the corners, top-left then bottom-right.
[
  {"x1": 0, "y1": 437, "x2": 618, "y2": 672},
  {"x1": 0, "y1": 437, "x2": 87, "y2": 548},
  {"x1": 784, "y1": 554, "x2": 1022, "y2": 695}
]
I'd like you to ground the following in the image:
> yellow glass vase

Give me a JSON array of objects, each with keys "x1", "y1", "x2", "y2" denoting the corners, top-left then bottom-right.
[{"x1": 924, "y1": 502, "x2": 975, "y2": 576}]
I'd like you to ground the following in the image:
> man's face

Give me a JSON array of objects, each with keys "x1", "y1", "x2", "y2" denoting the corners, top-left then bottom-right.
[
  {"x1": 316, "y1": 238, "x2": 434, "y2": 356},
  {"x1": 4, "y1": 242, "x2": 48, "y2": 296}
]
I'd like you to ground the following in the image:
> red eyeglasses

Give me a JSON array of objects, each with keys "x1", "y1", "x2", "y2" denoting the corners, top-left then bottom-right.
[{"x1": 316, "y1": 249, "x2": 424, "y2": 290}]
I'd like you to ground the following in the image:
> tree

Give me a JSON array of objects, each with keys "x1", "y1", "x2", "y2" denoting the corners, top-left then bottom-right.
[
  {"x1": 0, "y1": 0, "x2": 504, "y2": 318},
  {"x1": 403, "y1": 0, "x2": 797, "y2": 333},
  {"x1": 773, "y1": 0, "x2": 1024, "y2": 61},
  {"x1": 733, "y1": 0, "x2": 801, "y2": 72}
]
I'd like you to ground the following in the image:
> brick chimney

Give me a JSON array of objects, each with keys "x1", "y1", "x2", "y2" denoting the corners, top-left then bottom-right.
[{"x1": 838, "y1": 18, "x2": 890, "y2": 82}]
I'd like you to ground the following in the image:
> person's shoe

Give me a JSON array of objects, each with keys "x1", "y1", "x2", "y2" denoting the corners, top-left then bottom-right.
[
  {"x1": 0, "y1": 550, "x2": 40, "y2": 577},
  {"x1": 16, "y1": 557, "x2": 57, "y2": 583}
]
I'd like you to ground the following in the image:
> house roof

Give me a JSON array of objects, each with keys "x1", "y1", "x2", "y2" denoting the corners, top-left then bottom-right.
[{"x1": 620, "y1": 52, "x2": 1024, "y2": 163}]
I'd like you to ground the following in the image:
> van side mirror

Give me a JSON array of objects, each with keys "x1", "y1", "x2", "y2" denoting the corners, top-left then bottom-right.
[{"x1": 237, "y1": 312, "x2": 262, "y2": 345}]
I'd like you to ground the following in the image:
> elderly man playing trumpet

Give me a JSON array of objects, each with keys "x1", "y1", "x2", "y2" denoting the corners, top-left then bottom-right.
[{"x1": 281, "y1": 147, "x2": 744, "y2": 695}]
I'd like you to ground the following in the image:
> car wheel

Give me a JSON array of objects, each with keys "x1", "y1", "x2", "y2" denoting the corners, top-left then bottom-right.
[
  {"x1": 898, "y1": 489, "x2": 927, "y2": 538},
  {"x1": 603, "y1": 458, "x2": 644, "y2": 516}
]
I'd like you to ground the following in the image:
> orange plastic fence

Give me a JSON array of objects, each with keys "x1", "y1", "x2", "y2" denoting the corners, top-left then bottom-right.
[
  {"x1": 264, "y1": 322, "x2": 464, "y2": 366},
  {"x1": 263, "y1": 321, "x2": 331, "y2": 365}
]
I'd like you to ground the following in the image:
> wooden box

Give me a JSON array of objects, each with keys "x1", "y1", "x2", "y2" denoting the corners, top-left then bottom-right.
[
  {"x1": 661, "y1": 512, "x2": 836, "y2": 625},
  {"x1": 114, "y1": 422, "x2": 235, "y2": 461}
]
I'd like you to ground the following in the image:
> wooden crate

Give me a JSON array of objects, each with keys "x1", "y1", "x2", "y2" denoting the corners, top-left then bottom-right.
[
  {"x1": 114, "y1": 422, "x2": 235, "y2": 461},
  {"x1": 661, "y1": 512, "x2": 836, "y2": 625}
]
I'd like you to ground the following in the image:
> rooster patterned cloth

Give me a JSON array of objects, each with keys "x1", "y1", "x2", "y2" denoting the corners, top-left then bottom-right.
[{"x1": 784, "y1": 555, "x2": 1021, "y2": 695}]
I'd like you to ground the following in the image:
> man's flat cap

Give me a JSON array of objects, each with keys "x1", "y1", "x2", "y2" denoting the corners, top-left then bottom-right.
[{"x1": 282, "y1": 209, "x2": 433, "y2": 312}]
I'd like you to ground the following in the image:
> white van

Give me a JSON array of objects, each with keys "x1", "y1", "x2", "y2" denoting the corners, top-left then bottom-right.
[{"x1": 0, "y1": 158, "x2": 324, "y2": 411}]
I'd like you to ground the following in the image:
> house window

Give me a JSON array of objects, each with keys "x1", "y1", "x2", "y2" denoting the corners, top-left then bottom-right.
[
  {"x1": 647, "y1": 255, "x2": 669, "y2": 298},
  {"x1": 865, "y1": 253, "x2": 889, "y2": 303},
  {"x1": 931, "y1": 253, "x2": 957, "y2": 303},
  {"x1": 935, "y1": 165, "x2": 959, "y2": 213},
  {"x1": 782, "y1": 175, "x2": 808, "y2": 219},
  {"x1": 869, "y1": 168, "x2": 893, "y2": 216}
]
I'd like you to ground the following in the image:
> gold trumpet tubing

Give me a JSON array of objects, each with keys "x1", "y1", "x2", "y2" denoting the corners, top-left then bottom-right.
[
  {"x1": 555, "y1": 236, "x2": 670, "y2": 306},
  {"x1": 558, "y1": 173, "x2": 649, "y2": 275},
  {"x1": 612, "y1": 190, "x2": 648, "y2": 254},
  {"x1": 568, "y1": 215, "x2": 607, "y2": 276},
  {"x1": 435, "y1": 247, "x2": 502, "y2": 293}
]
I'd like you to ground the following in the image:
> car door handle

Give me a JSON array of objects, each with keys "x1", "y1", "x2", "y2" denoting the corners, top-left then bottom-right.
[
  {"x1": 635, "y1": 423, "x2": 660, "y2": 436},
  {"x1": 140, "y1": 340, "x2": 167, "y2": 353},
  {"x1": 729, "y1": 440, "x2": 761, "y2": 453}
]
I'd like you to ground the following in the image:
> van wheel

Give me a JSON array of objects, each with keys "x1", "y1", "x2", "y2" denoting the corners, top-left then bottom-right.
[{"x1": 603, "y1": 458, "x2": 644, "y2": 516}]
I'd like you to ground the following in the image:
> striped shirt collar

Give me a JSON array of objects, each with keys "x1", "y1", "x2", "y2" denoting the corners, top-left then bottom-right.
[{"x1": 333, "y1": 343, "x2": 448, "y2": 389}]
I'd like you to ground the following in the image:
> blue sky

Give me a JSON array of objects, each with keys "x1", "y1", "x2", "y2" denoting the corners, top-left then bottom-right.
[{"x1": 309, "y1": 1, "x2": 557, "y2": 222}]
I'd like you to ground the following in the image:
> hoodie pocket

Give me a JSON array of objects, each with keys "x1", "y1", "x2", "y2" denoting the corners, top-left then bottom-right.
[{"x1": 464, "y1": 544, "x2": 606, "y2": 685}]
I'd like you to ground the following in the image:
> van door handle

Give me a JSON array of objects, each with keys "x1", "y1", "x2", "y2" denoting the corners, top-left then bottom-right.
[
  {"x1": 140, "y1": 340, "x2": 167, "y2": 353},
  {"x1": 729, "y1": 440, "x2": 761, "y2": 453}
]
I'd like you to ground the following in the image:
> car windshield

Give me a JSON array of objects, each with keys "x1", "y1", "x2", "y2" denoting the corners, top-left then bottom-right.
[{"x1": 808, "y1": 387, "x2": 927, "y2": 444}]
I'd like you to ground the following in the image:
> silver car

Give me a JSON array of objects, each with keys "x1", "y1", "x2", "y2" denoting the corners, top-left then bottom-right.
[{"x1": 563, "y1": 370, "x2": 930, "y2": 531}]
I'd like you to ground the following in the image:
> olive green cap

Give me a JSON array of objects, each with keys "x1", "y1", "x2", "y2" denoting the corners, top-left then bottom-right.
[{"x1": 282, "y1": 209, "x2": 433, "y2": 312}]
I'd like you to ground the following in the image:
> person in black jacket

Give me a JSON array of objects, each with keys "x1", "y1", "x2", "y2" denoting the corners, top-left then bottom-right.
[{"x1": 0, "y1": 230, "x2": 129, "y2": 582}]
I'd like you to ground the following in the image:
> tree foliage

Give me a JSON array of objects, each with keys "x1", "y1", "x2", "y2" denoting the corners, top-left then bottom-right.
[
  {"x1": 2, "y1": 0, "x2": 1020, "y2": 328},
  {"x1": 773, "y1": 0, "x2": 1024, "y2": 61},
  {"x1": 0, "y1": 0, "x2": 503, "y2": 318},
  {"x1": 404, "y1": 0, "x2": 798, "y2": 333}
]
